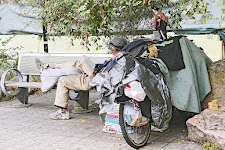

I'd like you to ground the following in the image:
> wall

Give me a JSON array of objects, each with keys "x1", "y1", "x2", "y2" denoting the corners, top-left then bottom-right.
[
  {"x1": 0, "y1": 35, "x2": 109, "y2": 54},
  {"x1": 186, "y1": 34, "x2": 224, "y2": 62},
  {"x1": 0, "y1": 34, "x2": 224, "y2": 61}
]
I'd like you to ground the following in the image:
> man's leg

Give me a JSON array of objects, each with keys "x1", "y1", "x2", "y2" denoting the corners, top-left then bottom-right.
[
  {"x1": 50, "y1": 60, "x2": 77, "y2": 69},
  {"x1": 35, "y1": 58, "x2": 77, "y2": 70},
  {"x1": 50, "y1": 74, "x2": 93, "y2": 120}
]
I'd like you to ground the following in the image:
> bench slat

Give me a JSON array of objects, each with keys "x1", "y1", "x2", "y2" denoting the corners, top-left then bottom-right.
[
  {"x1": 5, "y1": 81, "x2": 42, "y2": 88},
  {"x1": 18, "y1": 53, "x2": 112, "y2": 75}
]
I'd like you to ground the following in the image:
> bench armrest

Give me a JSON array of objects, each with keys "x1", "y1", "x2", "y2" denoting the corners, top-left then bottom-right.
[{"x1": 0, "y1": 68, "x2": 23, "y2": 96}]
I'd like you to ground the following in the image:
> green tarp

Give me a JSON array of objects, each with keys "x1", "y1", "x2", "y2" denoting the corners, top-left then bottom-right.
[
  {"x1": 218, "y1": 30, "x2": 225, "y2": 43},
  {"x1": 174, "y1": 28, "x2": 225, "y2": 43},
  {"x1": 157, "y1": 37, "x2": 212, "y2": 113}
]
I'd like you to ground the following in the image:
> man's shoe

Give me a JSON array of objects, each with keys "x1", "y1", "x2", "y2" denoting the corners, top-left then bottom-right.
[
  {"x1": 35, "y1": 58, "x2": 49, "y2": 72},
  {"x1": 50, "y1": 109, "x2": 70, "y2": 120}
]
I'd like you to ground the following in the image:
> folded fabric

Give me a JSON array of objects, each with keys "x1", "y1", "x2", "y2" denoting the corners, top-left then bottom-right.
[{"x1": 41, "y1": 67, "x2": 82, "y2": 92}]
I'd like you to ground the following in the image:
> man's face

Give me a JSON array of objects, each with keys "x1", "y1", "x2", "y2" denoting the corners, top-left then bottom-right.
[
  {"x1": 109, "y1": 45, "x2": 118, "y2": 56},
  {"x1": 111, "y1": 48, "x2": 118, "y2": 56}
]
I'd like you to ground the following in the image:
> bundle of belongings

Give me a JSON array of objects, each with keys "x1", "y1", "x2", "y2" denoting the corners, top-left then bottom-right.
[
  {"x1": 122, "y1": 36, "x2": 212, "y2": 114},
  {"x1": 90, "y1": 35, "x2": 212, "y2": 132}
]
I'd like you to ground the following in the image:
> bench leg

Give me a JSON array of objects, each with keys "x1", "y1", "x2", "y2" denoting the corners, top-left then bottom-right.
[
  {"x1": 74, "y1": 91, "x2": 89, "y2": 110},
  {"x1": 15, "y1": 87, "x2": 32, "y2": 107}
]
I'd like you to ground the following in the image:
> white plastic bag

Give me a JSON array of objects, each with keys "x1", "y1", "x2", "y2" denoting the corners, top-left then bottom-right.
[
  {"x1": 124, "y1": 101, "x2": 149, "y2": 126},
  {"x1": 124, "y1": 81, "x2": 146, "y2": 102}
]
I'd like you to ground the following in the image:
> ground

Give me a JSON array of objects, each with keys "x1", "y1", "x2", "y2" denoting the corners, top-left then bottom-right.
[{"x1": 0, "y1": 89, "x2": 202, "y2": 150}]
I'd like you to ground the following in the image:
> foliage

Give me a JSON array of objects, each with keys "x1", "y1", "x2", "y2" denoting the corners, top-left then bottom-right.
[
  {"x1": 15, "y1": 0, "x2": 225, "y2": 42},
  {"x1": 0, "y1": 37, "x2": 20, "y2": 71},
  {"x1": 203, "y1": 142, "x2": 222, "y2": 150},
  {"x1": 0, "y1": 37, "x2": 21, "y2": 101}
]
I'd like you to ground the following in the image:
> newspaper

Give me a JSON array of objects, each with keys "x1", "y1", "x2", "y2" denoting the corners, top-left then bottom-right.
[{"x1": 78, "y1": 55, "x2": 95, "y2": 76}]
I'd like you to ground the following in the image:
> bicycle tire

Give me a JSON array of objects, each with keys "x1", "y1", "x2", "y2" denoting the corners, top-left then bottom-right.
[{"x1": 119, "y1": 103, "x2": 151, "y2": 149}]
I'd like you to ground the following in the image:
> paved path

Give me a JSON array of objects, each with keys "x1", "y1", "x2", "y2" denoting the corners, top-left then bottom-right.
[{"x1": 0, "y1": 90, "x2": 202, "y2": 150}]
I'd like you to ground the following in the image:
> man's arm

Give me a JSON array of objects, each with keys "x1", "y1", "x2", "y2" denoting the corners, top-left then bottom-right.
[{"x1": 94, "y1": 60, "x2": 110, "y2": 73}]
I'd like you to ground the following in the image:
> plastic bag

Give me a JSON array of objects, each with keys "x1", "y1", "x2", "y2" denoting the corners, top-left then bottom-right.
[
  {"x1": 124, "y1": 81, "x2": 146, "y2": 102},
  {"x1": 124, "y1": 101, "x2": 149, "y2": 126},
  {"x1": 102, "y1": 103, "x2": 122, "y2": 134}
]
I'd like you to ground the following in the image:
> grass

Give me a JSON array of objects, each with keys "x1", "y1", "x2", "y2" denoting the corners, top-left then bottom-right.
[{"x1": 203, "y1": 142, "x2": 222, "y2": 150}]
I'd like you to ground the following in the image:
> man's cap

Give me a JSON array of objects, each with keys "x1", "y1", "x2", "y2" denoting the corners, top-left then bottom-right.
[{"x1": 109, "y1": 37, "x2": 127, "y2": 50}]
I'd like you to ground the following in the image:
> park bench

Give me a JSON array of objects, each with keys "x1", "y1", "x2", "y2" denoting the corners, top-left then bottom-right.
[{"x1": 0, "y1": 52, "x2": 111, "y2": 109}]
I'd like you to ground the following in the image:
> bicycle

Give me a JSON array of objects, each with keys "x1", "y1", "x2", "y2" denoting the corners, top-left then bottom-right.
[{"x1": 116, "y1": 93, "x2": 152, "y2": 149}]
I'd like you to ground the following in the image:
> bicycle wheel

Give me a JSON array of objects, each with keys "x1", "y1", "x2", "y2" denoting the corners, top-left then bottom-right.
[{"x1": 119, "y1": 103, "x2": 151, "y2": 149}]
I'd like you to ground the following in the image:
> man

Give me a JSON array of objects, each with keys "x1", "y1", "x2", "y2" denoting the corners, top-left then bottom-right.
[
  {"x1": 36, "y1": 37, "x2": 128, "y2": 120},
  {"x1": 89, "y1": 37, "x2": 128, "y2": 116}
]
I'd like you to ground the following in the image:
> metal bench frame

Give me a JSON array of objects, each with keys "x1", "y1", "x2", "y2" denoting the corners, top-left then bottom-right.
[{"x1": 0, "y1": 53, "x2": 111, "y2": 109}]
